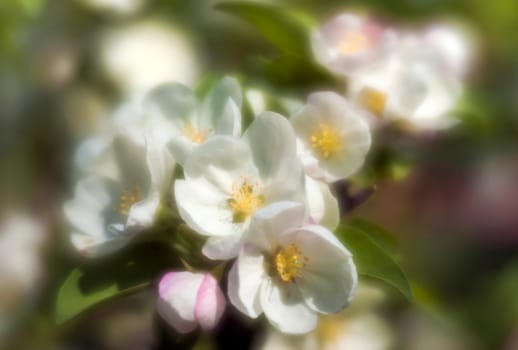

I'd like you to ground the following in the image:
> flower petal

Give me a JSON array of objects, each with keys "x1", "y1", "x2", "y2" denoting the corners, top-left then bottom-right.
[
  {"x1": 244, "y1": 112, "x2": 299, "y2": 181},
  {"x1": 174, "y1": 179, "x2": 234, "y2": 237},
  {"x1": 260, "y1": 278, "x2": 318, "y2": 334},
  {"x1": 201, "y1": 76, "x2": 242, "y2": 130},
  {"x1": 126, "y1": 191, "x2": 160, "y2": 229},
  {"x1": 305, "y1": 176, "x2": 339, "y2": 230},
  {"x1": 202, "y1": 233, "x2": 244, "y2": 260},
  {"x1": 145, "y1": 82, "x2": 198, "y2": 127},
  {"x1": 194, "y1": 273, "x2": 226, "y2": 331},
  {"x1": 248, "y1": 201, "x2": 307, "y2": 252},
  {"x1": 157, "y1": 271, "x2": 205, "y2": 334},
  {"x1": 227, "y1": 245, "x2": 265, "y2": 318}
]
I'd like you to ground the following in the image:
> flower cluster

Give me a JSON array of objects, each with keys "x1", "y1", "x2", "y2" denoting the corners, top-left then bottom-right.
[
  {"x1": 64, "y1": 12, "x2": 471, "y2": 336},
  {"x1": 313, "y1": 13, "x2": 472, "y2": 131}
]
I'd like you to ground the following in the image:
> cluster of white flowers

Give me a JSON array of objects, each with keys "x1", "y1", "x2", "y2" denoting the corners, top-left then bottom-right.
[
  {"x1": 313, "y1": 13, "x2": 472, "y2": 131},
  {"x1": 64, "y1": 12, "x2": 471, "y2": 336}
]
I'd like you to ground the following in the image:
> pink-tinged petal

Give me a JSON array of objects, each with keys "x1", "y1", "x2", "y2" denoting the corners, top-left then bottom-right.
[
  {"x1": 194, "y1": 273, "x2": 226, "y2": 331},
  {"x1": 156, "y1": 271, "x2": 204, "y2": 334}
]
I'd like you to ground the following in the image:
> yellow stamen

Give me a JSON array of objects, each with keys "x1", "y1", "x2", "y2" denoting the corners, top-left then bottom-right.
[
  {"x1": 116, "y1": 186, "x2": 142, "y2": 216},
  {"x1": 339, "y1": 32, "x2": 369, "y2": 55},
  {"x1": 275, "y1": 244, "x2": 308, "y2": 283},
  {"x1": 311, "y1": 123, "x2": 342, "y2": 159},
  {"x1": 359, "y1": 87, "x2": 387, "y2": 118},
  {"x1": 227, "y1": 178, "x2": 264, "y2": 223},
  {"x1": 184, "y1": 123, "x2": 208, "y2": 144}
]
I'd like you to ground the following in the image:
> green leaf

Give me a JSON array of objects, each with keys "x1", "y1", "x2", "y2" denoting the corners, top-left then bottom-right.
[
  {"x1": 215, "y1": 2, "x2": 310, "y2": 55},
  {"x1": 260, "y1": 54, "x2": 338, "y2": 90},
  {"x1": 347, "y1": 218, "x2": 399, "y2": 258},
  {"x1": 336, "y1": 225, "x2": 413, "y2": 301},
  {"x1": 55, "y1": 243, "x2": 179, "y2": 325},
  {"x1": 55, "y1": 268, "x2": 121, "y2": 325}
]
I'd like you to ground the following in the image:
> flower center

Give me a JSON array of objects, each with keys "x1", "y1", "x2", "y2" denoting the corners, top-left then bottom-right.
[
  {"x1": 311, "y1": 123, "x2": 342, "y2": 159},
  {"x1": 359, "y1": 87, "x2": 387, "y2": 117},
  {"x1": 227, "y1": 178, "x2": 264, "y2": 223},
  {"x1": 184, "y1": 123, "x2": 208, "y2": 144},
  {"x1": 116, "y1": 186, "x2": 142, "y2": 216},
  {"x1": 338, "y1": 32, "x2": 369, "y2": 55},
  {"x1": 275, "y1": 244, "x2": 308, "y2": 283}
]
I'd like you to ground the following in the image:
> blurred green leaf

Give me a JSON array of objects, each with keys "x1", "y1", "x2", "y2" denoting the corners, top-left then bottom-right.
[
  {"x1": 336, "y1": 225, "x2": 413, "y2": 301},
  {"x1": 260, "y1": 53, "x2": 338, "y2": 90},
  {"x1": 55, "y1": 243, "x2": 179, "y2": 325},
  {"x1": 347, "y1": 218, "x2": 399, "y2": 258},
  {"x1": 215, "y1": 1, "x2": 310, "y2": 55},
  {"x1": 55, "y1": 268, "x2": 122, "y2": 325}
]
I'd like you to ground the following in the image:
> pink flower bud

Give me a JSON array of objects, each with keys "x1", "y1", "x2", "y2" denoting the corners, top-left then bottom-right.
[{"x1": 157, "y1": 271, "x2": 226, "y2": 333}]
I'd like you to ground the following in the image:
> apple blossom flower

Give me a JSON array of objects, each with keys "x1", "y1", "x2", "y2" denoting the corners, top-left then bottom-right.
[
  {"x1": 312, "y1": 13, "x2": 397, "y2": 77},
  {"x1": 291, "y1": 92, "x2": 371, "y2": 183},
  {"x1": 157, "y1": 271, "x2": 226, "y2": 333},
  {"x1": 348, "y1": 30, "x2": 465, "y2": 131},
  {"x1": 145, "y1": 76, "x2": 242, "y2": 166},
  {"x1": 228, "y1": 201, "x2": 357, "y2": 334},
  {"x1": 175, "y1": 112, "x2": 306, "y2": 260}
]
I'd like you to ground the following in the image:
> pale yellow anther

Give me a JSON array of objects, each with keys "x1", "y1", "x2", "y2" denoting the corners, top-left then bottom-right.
[
  {"x1": 116, "y1": 186, "x2": 142, "y2": 216},
  {"x1": 227, "y1": 178, "x2": 264, "y2": 223},
  {"x1": 184, "y1": 123, "x2": 208, "y2": 144},
  {"x1": 275, "y1": 244, "x2": 308, "y2": 283},
  {"x1": 311, "y1": 123, "x2": 342, "y2": 159},
  {"x1": 339, "y1": 32, "x2": 369, "y2": 55},
  {"x1": 359, "y1": 87, "x2": 387, "y2": 118}
]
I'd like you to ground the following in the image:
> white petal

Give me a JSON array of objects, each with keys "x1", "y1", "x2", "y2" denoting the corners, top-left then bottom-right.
[
  {"x1": 214, "y1": 98, "x2": 242, "y2": 137},
  {"x1": 227, "y1": 245, "x2": 265, "y2": 318},
  {"x1": 126, "y1": 191, "x2": 160, "y2": 229},
  {"x1": 64, "y1": 176, "x2": 112, "y2": 239},
  {"x1": 146, "y1": 138, "x2": 175, "y2": 192},
  {"x1": 144, "y1": 82, "x2": 198, "y2": 127},
  {"x1": 70, "y1": 231, "x2": 133, "y2": 257},
  {"x1": 202, "y1": 233, "x2": 244, "y2": 260},
  {"x1": 183, "y1": 136, "x2": 255, "y2": 186},
  {"x1": 194, "y1": 273, "x2": 226, "y2": 331},
  {"x1": 167, "y1": 136, "x2": 197, "y2": 166},
  {"x1": 281, "y1": 225, "x2": 357, "y2": 314},
  {"x1": 248, "y1": 202, "x2": 307, "y2": 252},
  {"x1": 305, "y1": 176, "x2": 339, "y2": 230},
  {"x1": 74, "y1": 136, "x2": 118, "y2": 179},
  {"x1": 174, "y1": 179, "x2": 236, "y2": 237},
  {"x1": 157, "y1": 271, "x2": 205, "y2": 333},
  {"x1": 201, "y1": 76, "x2": 242, "y2": 130},
  {"x1": 245, "y1": 112, "x2": 299, "y2": 181},
  {"x1": 260, "y1": 278, "x2": 317, "y2": 334}
]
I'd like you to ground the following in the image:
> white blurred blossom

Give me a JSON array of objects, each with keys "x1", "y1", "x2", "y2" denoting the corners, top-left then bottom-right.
[
  {"x1": 291, "y1": 92, "x2": 371, "y2": 182},
  {"x1": 348, "y1": 23, "x2": 472, "y2": 131},
  {"x1": 0, "y1": 214, "x2": 46, "y2": 344},
  {"x1": 312, "y1": 13, "x2": 397, "y2": 76},
  {"x1": 99, "y1": 20, "x2": 199, "y2": 95}
]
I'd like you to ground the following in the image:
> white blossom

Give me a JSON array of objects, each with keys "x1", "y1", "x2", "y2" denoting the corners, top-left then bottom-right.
[
  {"x1": 291, "y1": 92, "x2": 371, "y2": 182},
  {"x1": 228, "y1": 202, "x2": 357, "y2": 334}
]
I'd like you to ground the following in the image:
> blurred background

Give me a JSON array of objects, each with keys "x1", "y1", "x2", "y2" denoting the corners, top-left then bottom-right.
[{"x1": 0, "y1": 0, "x2": 517, "y2": 349}]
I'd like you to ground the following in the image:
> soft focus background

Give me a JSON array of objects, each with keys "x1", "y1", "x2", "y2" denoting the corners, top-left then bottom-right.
[{"x1": 0, "y1": 0, "x2": 517, "y2": 349}]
